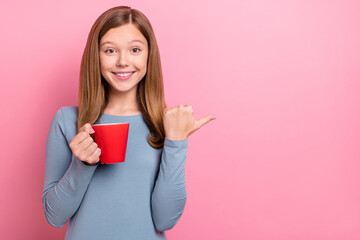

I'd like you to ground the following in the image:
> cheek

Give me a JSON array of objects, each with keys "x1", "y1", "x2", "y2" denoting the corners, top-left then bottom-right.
[
  {"x1": 99, "y1": 56, "x2": 106, "y2": 71},
  {"x1": 136, "y1": 55, "x2": 148, "y2": 72},
  {"x1": 100, "y1": 55, "x2": 114, "y2": 70}
]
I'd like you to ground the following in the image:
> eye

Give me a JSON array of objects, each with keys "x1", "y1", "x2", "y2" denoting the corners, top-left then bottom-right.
[
  {"x1": 105, "y1": 49, "x2": 116, "y2": 54},
  {"x1": 132, "y1": 48, "x2": 141, "y2": 53}
]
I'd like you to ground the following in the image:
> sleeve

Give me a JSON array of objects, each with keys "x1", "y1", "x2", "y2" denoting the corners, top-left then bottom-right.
[
  {"x1": 151, "y1": 137, "x2": 188, "y2": 232},
  {"x1": 42, "y1": 108, "x2": 98, "y2": 228}
]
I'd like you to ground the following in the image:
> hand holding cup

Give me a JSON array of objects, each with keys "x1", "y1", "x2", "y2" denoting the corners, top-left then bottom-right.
[{"x1": 69, "y1": 123, "x2": 101, "y2": 166}]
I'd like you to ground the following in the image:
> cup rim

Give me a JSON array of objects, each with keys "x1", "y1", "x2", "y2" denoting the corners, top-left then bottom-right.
[{"x1": 92, "y1": 123, "x2": 129, "y2": 126}]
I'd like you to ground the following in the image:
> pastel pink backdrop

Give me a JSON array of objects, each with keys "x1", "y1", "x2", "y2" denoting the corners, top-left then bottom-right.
[{"x1": 1, "y1": 0, "x2": 359, "y2": 239}]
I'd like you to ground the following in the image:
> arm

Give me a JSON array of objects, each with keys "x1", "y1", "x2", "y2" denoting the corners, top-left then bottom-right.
[
  {"x1": 151, "y1": 137, "x2": 188, "y2": 232},
  {"x1": 42, "y1": 108, "x2": 98, "y2": 228}
]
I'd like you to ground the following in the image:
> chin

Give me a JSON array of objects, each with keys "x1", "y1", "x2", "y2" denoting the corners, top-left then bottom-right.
[{"x1": 112, "y1": 84, "x2": 138, "y2": 93}]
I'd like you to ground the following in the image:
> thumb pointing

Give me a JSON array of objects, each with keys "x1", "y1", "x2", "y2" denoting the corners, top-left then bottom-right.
[{"x1": 195, "y1": 115, "x2": 215, "y2": 129}]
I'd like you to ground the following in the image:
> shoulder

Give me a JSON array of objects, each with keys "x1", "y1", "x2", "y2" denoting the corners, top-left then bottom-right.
[
  {"x1": 52, "y1": 106, "x2": 78, "y2": 125},
  {"x1": 58, "y1": 106, "x2": 78, "y2": 121},
  {"x1": 52, "y1": 106, "x2": 78, "y2": 142}
]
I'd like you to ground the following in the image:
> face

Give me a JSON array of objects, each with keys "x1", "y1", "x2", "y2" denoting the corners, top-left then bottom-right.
[{"x1": 99, "y1": 24, "x2": 148, "y2": 96}]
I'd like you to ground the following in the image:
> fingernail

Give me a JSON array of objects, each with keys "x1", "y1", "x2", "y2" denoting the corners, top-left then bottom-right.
[
  {"x1": 90, "y1": 128, "x2": 95, "y2": 134},
  {"x1": 211, "y1": 116, "x2": 216, "y2": 120}
]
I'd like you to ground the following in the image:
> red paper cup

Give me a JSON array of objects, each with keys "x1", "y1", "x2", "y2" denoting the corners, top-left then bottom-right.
[{"x1": 91, "y1": 123, "x2": 129, "y2": 164}]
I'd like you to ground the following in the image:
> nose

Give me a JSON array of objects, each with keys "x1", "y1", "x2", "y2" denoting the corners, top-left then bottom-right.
[{"x1": 116, "y1": 51, "x2": 129, "y2": 67}]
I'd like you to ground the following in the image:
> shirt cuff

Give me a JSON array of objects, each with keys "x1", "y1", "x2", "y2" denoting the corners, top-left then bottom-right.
[
  {"x1": 72, "y1": 155, "x2": 99, "y2": 173},
  {"x1": 164, "y1": 137, "x2": 188, "y2": 148}
]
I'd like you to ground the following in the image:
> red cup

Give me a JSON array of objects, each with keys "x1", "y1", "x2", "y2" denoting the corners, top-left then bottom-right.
[{"x1": 91, "y1": 123, "x2": 129, "y2": 164}]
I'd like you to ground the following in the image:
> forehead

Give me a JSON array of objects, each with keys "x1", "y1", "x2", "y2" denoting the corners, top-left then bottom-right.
[{"x1": 100, "y1": 24, "x2": 147, "y2": 46}]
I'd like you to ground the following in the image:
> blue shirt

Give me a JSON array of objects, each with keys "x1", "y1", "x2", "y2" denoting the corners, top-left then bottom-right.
[{"x1": 42, "y1": 106, "x2": 188, "y2": 240}]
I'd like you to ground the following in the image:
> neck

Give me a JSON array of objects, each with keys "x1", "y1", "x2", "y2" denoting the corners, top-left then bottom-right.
[{"x1": 104, "y1": 86, "x2": 141, "y2": 116}]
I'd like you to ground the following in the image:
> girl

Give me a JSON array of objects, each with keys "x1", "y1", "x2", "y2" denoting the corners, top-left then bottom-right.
[{"x1": 42, "y1": 6, "x2": 215, "y2": 240}]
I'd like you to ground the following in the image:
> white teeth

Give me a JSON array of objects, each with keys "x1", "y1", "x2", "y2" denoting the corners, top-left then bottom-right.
[{"x1": 116, "y1": 72, "x2": 133, "y2": 77}]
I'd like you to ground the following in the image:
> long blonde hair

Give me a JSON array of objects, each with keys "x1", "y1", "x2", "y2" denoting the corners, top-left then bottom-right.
[{"x1": 77, "y1": 6, "x2": 167, "y2": 149}]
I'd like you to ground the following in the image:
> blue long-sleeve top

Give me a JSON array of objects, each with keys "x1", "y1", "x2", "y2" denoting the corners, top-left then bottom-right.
[{"x1": 42, "y1": 106, "x2": 188, "y2": 240}]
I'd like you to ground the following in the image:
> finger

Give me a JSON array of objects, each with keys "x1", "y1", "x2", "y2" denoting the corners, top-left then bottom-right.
[
  {"x1": 69, "y1": 131, "x2": 89, "y2": 147},
  {"x1": 78, "y1": 136, "x2": 94, "y2": 151},
  {"x1": 164, "y1": 107, "x2": 174, "y2": 114},
  {"x1": 88, "y1": 148, "x2": 101, "y2": 163},
  {"x1": 78, "y1": 123, "x2": 89, "y2": 132},
  {"x1": 76, "y1": 137, "x2": 95, "y2": 160},
  {"x1": 185, "y1": 105, "x2": 193, "y2": 113},
  {"x1": 79, "y1": 123, "x2": 95, "y2": 134},
  {"x1": 84, "y1": 142, "x2": 98, "y2": 154},
  {"x1": 180, "y1": 104, "x2": 190, "y2": 109},
  {"x1": 194, "y1": 115, "x2": 215, "y2": 129}
]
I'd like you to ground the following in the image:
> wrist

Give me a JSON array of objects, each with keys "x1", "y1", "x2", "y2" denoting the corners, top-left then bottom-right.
[
  {"x1": 165, "y1": 136, "x2": 187, "y2": 141},
  {"x1": 81, "y1": 161, "x2": 98, "y2": 166}
]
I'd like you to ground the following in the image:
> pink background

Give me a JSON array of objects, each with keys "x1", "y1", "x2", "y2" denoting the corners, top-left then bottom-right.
[{"x1": 1, "y1": 0, "x2": 359, "y2": 239}]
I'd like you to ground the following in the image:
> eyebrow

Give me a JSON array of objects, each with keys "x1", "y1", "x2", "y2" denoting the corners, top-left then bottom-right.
[{"x1": 100, "y1": 40, "x2": 145, "y2": 47}]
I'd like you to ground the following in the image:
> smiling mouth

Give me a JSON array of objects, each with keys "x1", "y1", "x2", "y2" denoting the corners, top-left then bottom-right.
[
  {"x1": 113, "y1": 71, "x2": 135, "y2": 77},
  {"x1": 112, "y1": 71, "x2": 135, "y2": 80}
]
